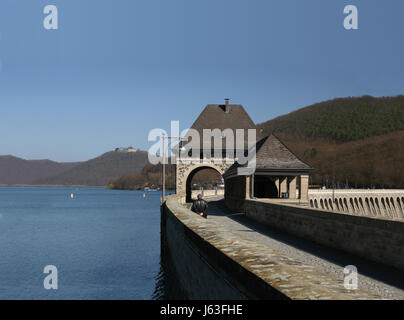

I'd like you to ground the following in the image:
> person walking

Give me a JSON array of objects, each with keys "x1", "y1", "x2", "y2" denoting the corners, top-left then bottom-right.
[{"x1": 191, "y1": 194, "x2": 208, "y2": 219}]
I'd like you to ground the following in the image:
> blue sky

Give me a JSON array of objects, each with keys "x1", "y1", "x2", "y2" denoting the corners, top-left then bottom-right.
[{"x1": 0, "y1": 0, "x2": 403, "y2": 162}]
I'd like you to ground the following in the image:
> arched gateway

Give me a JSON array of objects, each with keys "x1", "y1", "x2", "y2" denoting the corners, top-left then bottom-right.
[
  {"x1": 175, "y1": 100, "x2": 313, "y2": 207},
  {"x1": 177, "y1": 162, "x2": 229, "y2": 202}
]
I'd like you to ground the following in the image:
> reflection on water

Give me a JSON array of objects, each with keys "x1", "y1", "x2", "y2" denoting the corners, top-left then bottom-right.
[
  {"x1": 152, "y1": 246, "x2": 188, "y2": 300},
  {"x1": 152, "y1": 264, "x2": 165, "y2": 300}
]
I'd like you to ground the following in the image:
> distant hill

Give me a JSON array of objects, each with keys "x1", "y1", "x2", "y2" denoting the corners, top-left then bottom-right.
[
  {"x1": 257, "y1": 95, "x2": 404, "y2": 188},
  {"x1": 0, "y1": 155, "x2": 80, "y2": 185},
  {"x1": 110, "y1": 161, "x2": 222, "y2": 190},
  {"x1": 3, "y1": 95, "x2": 403, "y2": 189},
  {"x1": 258, "y1": 95, "x2": 404, "y2": 142},
  {"x1": 34, "y1": 150, "x2": 149, "y2": 186}
]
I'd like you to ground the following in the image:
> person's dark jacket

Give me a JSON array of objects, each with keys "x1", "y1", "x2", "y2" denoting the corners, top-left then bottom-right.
[{"x1": 191, "y1": 199, "x2": 208, "y2": 217}]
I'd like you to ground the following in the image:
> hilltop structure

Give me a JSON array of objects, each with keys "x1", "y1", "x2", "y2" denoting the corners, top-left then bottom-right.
[
  {"x1": 175, "y1": 100, "x2": 313, "y2": 204},
  {"x1": 115, "y1": 147, "x2": 137, "y2": 153}
]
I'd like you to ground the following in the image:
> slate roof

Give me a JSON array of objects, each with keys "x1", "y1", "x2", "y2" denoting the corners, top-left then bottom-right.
[
  {"x1": 223, "y1": 135, "x2": 313, "y2": 177},
  {"x1": 181, "y1": 104, "x2": 257, "y2": 150},
  {"x1": 190, "y1": 104, "x2": 256, "y2": 133},
  {"x1": 253, "y1": 135, "x2": 312, "y2": 170}
]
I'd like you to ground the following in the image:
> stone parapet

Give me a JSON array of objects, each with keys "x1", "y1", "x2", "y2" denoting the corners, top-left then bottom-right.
[
  {"x1": 308, "y1": 189, "x2": 404, "y2": 221},
  {"x1": 244, "y1": 198, "x2": 404, "y2": 272},
  {"x1": 163, "y1": 195, "x2": 383, "y2": 300}
]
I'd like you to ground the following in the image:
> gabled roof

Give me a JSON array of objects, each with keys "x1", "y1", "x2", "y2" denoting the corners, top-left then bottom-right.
[
  {"x1": 190, "y1": 104, "x2": 256, "y2": 133},
  {"x1": 253, "y1": 135, "x2": 312, "y2": 170},
  {"x1": 223, "y1": 135, "x2": 313, "y2": 177},
  {"x1": 181, "y1": 104, "x2": 256, "y2": 150}
]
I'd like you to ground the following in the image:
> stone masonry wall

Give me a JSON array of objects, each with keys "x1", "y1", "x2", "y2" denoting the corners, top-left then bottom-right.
[
  {"x1": 162, "y1": 202, "x2": 246, "y2": 299},
  {"x1": 244, "y1": 200, "x2": 404, "y2": 271},
  {"x1": 224, "y1": 175, "x2": 246, "y2": 212},
  {"x1": 163, "y1": 196, "x2": 382, "y2": 300},
  {"x1": 176, "y1": 158, "x2": 232, "y2": 200},
  {"x1": 162, "y1": 197, "x2": 287, "y2": 299}
]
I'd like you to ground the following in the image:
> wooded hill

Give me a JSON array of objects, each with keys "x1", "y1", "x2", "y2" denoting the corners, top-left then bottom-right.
[
  {"x1": 109, "y1": 162, "x2": 222, "y2": 190},
  {"x1": 257, "y1": 95, "x2": 404, "y2": 188},
  {"x1": 258, "y1": 95, "x2": 404, "y2": 142},
  {"x1": 33, "y1": 150, "x2": 149, "y2": 186}
]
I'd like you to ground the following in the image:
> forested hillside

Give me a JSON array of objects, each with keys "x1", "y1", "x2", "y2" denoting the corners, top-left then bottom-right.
[
  {"x1": 258, "y1": 95, "x2": 404, "y2": 188},
  {"x1": 109, "y1": 162, "x2": 222, "y2": 190},
  {"x1": 258, "y1": 95, "x2": 404, "y2": 142}
]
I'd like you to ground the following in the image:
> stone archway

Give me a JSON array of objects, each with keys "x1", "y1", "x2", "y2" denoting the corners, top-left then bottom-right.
[
  {"x1": 176, "y1": 159, "x2": 232, "y2": 202},
  {"x1": 185, "y1": 166, "x2": 222, "y2": 202}
]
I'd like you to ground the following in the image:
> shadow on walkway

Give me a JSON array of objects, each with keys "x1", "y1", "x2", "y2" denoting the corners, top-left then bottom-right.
[{"x1": 207, "y1": 198, "x2": 404, "y2": 291}]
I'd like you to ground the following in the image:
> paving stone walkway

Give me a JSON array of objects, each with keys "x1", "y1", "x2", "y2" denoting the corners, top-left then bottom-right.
[{"x1": 205, "y1": 198, "x2": 404, "y2": 300}]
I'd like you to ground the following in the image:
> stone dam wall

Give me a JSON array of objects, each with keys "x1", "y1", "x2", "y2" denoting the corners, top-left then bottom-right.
[
  {"x1": 308, "y1": 189, "x2": 404, "y2": 221},
  {"x1": 162, "y1": 195, "x2": 382, "y2": 300},
  {"x1": 162, "y1": 197, "x2": 283, "y2": 299},
  {"x1": 244, "y1": 199, "x2": 404, "y2": 272}
]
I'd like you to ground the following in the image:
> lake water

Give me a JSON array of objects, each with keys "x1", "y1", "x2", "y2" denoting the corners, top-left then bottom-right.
[{"x1": 0, "y1": 187, "x2": 163, "y2": 300}]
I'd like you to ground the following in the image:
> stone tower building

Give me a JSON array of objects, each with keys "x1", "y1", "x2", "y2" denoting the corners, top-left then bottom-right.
[{"x1": 175, "y1": 101, "x2": 313, "y2": 205}]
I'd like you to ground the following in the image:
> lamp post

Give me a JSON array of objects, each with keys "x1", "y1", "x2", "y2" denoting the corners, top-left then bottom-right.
[
  {"x1": 161, "y1": 134, "x2": 186, "y2": 204},
  {"x1": 162, "y1": 134, "x2": 166, "y2": 204}
]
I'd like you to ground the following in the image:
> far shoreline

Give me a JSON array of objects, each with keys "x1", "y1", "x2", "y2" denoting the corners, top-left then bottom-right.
[
  {"x1": 0, "y1": 184, "x2": 106, "y2": 188},
  {"x1": 0, "y1": 185, "x2": 174, "y2": 192}
]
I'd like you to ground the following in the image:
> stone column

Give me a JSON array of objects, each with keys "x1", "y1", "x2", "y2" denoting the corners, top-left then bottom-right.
[
  {"x1": 246, "y1": 175, "x2": 251, "y2": 199},
  {"x1": 275, "y1": 178, "x2": 280, "y2": 198},
  {"x1": 176, "y1": 160, "x2": 186, "y2": 199},
  {"x1": 396, "y1": 198, "x2": 404, "y2": 219},
  {"x1": 299, "y1": 175, "x2": 309, "y2": 202},
  {"x1": 280, "y1": 177, "x2": 287, "y2": 198},
  {"x1": 289, "y1": 177, "x2": 297, "y2": 199}
]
